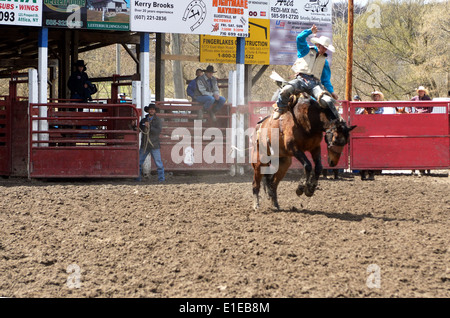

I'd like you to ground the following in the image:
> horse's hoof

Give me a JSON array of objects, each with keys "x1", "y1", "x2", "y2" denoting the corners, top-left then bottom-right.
[
  {"x1": 296, "y1": 186, "x2": 304, "y2": 196},
  {"x1": 304, "y1": 185, "x2": 316, "y2": 197}
]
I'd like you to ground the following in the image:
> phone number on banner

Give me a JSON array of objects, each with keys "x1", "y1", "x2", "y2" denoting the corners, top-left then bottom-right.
[
  {"x1": 134, "y1": 15, "x2": 167, "y2": 21},
  {"x1": 45, "y1": 19, "x2": 83, "y2": 28},
  {"x1": 270, "y1": 13, "x2": 299, "y2": 20},
  {"x1": 0, "y1": 11, "x2": 15, "y2": 22}
]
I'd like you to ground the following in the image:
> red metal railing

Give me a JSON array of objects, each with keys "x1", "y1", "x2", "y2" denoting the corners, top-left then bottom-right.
[
  {"x1": 155, "y1": 100, "x2": 233, "y2": 171},
  {"x1": 29, "y1": 102, "x2": 140, "y2": 178},
  {"x1": 349, "y1": 101, "x2": 450, "y2": 170}
]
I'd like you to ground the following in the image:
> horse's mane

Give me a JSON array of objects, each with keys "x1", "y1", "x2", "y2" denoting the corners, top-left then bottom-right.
[{"x1": 288, "y1": 92, "x2": 327, "y2": 133}]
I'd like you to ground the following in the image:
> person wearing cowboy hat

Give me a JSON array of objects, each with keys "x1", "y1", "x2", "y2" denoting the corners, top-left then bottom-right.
[
  {"x1": 136, "y1": 103, "x2": 165, "y2": 182},
  {"x1": 194, "y1": 65, "x2": 226, "y2": 122},
  {"x1": 411, "y1": 86, "x2": 432, "y2": 113},
  {"x1": 410, "y1": 85, "x2": 432, "y2": 177},
  {"x1": 273, "y1": 24, "x2": 340, "y2": 120},
  {"x1": 67, "y1": 59, "x2": 94, "y2": 104},
  {"x1": 369, "y1": 90, "x2": 384, "y2": 114}
]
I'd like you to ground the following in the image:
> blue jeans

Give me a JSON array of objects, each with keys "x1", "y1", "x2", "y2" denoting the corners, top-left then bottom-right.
[
  {"x1": 195, "y1": 95, "x2": 226, "y2": 112},
  {"x1": 138, "y1": 147, "x2": 165, "y2": 181}
]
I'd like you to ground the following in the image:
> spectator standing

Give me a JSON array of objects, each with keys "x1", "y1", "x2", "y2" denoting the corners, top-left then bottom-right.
[
  {"x1": 411, "y1": 85, "x2": 432, "y2": 176},
  {"x1": 360, "y1": 91, "x2": 384, "y2": 180},
  {"x1": 353, "y1": 94, "x2": 364, "y2": 114},
  {"x1": 67, "y1": 60, "x2": 94, "y2": 103},
  {"x1": 137, "y1": 103, "x2": 165, "y2": 182},
  {"x1": 411, "y1": 86, "x2": 432, "y2": 113},
  {"x1": 368, "y1": 91, "x2": 384, "y2": 114}
]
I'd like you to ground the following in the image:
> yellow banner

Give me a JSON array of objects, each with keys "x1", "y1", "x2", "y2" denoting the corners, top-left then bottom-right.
[{"x1": 200, "y1": 18, "x2": 270, "y2": 65}]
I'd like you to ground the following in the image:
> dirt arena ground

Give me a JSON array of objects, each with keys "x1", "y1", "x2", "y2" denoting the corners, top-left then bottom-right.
[{"x1": 0, "y1": 170, "x2": 448, "y2": 298}]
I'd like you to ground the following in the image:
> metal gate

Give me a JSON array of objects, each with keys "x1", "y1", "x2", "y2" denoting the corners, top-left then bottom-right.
[
  {"x1": 349, "y1": 101, "x2": 450, "y2": 170},
  {"x1": 155, "y1": 101, "x2": 233, "y2": 171},
  {"x1": 29, "y1": 102, "x2": 140, "y2": 178},
  {"x1": 0, "y1": 95, "x2": 10, "y2": 175},
  {"x1": 0, "y1": 73, "x2": 29, "y2": 176}
]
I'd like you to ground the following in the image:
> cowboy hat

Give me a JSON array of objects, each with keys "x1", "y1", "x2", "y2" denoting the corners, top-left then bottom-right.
[
  {"x1": 416, "y1": 86, "x2": 429, "y2": 94},
  {"x1": 311, "y1": 36, "x2": 335, "y2": 52},
  {"x1": 74, "y1": 60, "x2": 87, "y2": 67},
  {"x1": 144, "y1": 103, "x2": 157, "y2": 113},
  {"x1": 371, "y1": 91, "x2": 384, "y2": 99},
  {"x1": 203, "y1": 65, "x2": 217, "y2": 73}
]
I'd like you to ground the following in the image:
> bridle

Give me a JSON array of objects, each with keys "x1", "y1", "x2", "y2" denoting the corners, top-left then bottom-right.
[{"x1": 325, "y1": 126, "x2": 347, "y2": 155}]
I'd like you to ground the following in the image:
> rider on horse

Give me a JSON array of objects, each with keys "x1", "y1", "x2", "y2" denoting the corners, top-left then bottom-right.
[{"x1": 273, "y1": 24, "x2": 341, "y2": 121}]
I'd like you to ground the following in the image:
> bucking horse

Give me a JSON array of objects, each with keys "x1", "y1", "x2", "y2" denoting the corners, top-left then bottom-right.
[{"x1": 251, "y1": 92, "x2": 356, "y2": 210}]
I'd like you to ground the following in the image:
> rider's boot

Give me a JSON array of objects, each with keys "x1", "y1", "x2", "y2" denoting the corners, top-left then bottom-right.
[
  {"x1": 273, "y1": 85, "x2": 294, "y2": 120},
  {"x1": 312, "y1": 86, "x2": 343, "y2": 122},
  {"x1": 273, "y1": 105, "x2": 287, "y2": 119}
]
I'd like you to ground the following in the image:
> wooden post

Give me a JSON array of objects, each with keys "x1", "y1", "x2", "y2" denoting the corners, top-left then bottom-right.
[
  {"x1": 155, "y1": 33, "x2": 165, "y2": 102},
  {"x1": 171, "y1": 33, "x2": 185, "y2": 99},
  {"x1": 345, "y1": 0, "x2": 354, "y2": 101}
]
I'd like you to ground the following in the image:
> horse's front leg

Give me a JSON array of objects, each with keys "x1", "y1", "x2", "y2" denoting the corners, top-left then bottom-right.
[
  {"x1": 266, "y1": 156, "x2": 291, "y2": 210},
  {"x1": 252, "y1": 162, "x2": 262, "y2": 211},
  {"x1": 304, "y1": 146, "x2": 322, "y2": 197},
  {"x1": 293, "y1": 150, "x2": 312, "y2": 197}
]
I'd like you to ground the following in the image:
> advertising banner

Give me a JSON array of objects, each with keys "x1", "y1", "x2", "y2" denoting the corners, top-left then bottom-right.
[
  {"x1": 269, "y1": 0, "x2": 332, "y2": 23},
  {"x1": 42, "y1": 0, "x2": 130, "y2": 30},
  {"x1": 0, "y1": 0, "x2": 43, "y2": 27},
  {"x1": 248, "y1": 0, "x2": 269, "y2": 19},
  {"x1": 130, "y1": 0, "x2": 249, "y2": 37},
  {"x1": 200, "y1": 17, "x2": 270, "y2": 65},
  {"x1": 269, "y1": 19, "x2": 332, "y2": 65}
]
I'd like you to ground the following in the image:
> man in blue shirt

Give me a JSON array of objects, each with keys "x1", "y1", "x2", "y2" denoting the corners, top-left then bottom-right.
[{"x1": 274, "y1": 24, "x2": 340, "y2": 120}]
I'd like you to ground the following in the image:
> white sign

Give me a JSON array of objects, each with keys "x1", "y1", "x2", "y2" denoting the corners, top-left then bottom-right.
[
  {"x1": 0, "y1": 0, "x2": 42, "y2": 26},
  {"x1": 269, "y1": 19, "x2": 332, "y2": 65},
  {"x1": 130, "y1": 0, "x2": 249, "y2": 37},
  {"x1": 269, "y1": 0, "x2": 331, "y2": 23},
  {"x1": 248, "y1": 0, "x2": 270, "y2": 19}
]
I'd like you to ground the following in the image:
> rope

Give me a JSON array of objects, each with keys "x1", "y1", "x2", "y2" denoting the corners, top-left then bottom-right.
[{"x1": 139, "y1": 124, "x2": 154, "y2": 153}]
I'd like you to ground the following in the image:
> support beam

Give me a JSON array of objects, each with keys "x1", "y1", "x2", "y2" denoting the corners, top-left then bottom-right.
[
  {"x1": 140, "y1": 32, "x2": 150, "y2": 109},
  {"x1": 71, "y1": 30, "x2": 79, "y2": 69},
  {"x1": 38, "y1": 27, "x2": 48, "y2": 145},
  {"x1": 59, "y1": 30, "x2": 71, "y2": 99},
  {"x1": 235, "y1": 37, "x2": 246, "y2": 174},
  {"x1": 252, "y1": 65, "x2": 269, "y2": 86},
  {"x1": 155, "y1": 33, "x2": 165, "y2": 102},
  {"x1": 171, "y1": 33, "x2": 184, "y2": 99},
  {"x1": 244, "y1": 64, "x2": 252, "y2": 104},
  {"x1": 121, "y1": 43, "x2": 139, "y2": 65},
  {"x1": 345, "y1": 0, "x2": 354, "y2": 101}
]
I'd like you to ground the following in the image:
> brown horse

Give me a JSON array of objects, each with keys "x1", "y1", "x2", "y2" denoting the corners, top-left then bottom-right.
[{"x1": 251, "y1": 93, "x2": 356, "y2": 210}]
